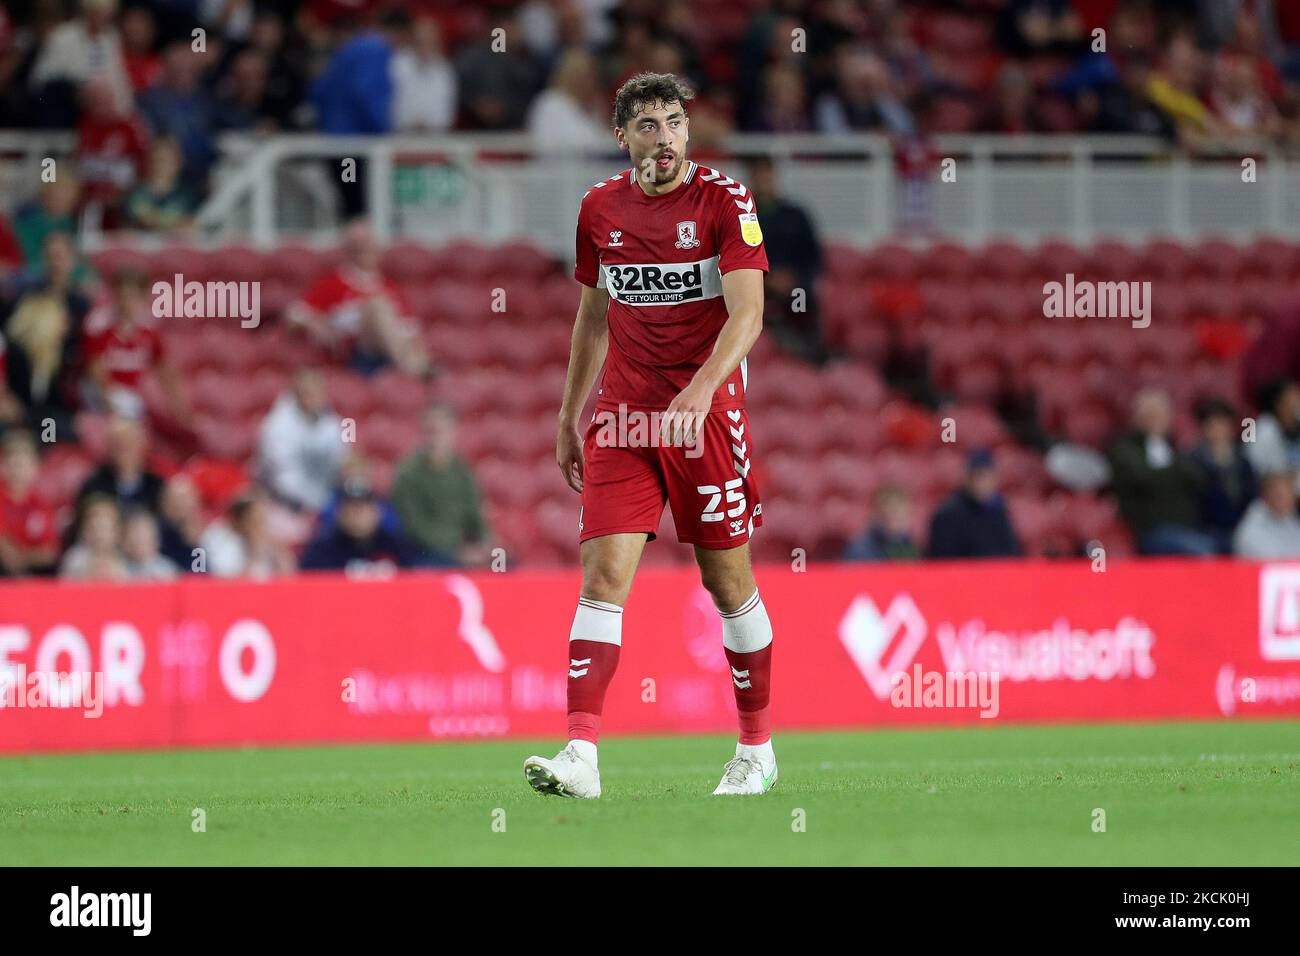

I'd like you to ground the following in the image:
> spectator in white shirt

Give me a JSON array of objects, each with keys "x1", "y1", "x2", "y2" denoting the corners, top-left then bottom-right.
[
  {"x1": 1245, "y1": 377, "x2": 1300, "y2": 489},
  {"x1": 201, "y1": 490, "x2": 297, "y2": 578},
  {"x1": 256, "y1": 369, "x2": 345, "y2": 514},
  {"x1": 1234, "y1": 471, "x2": 1300, "y2": 559},
  {"x1": 392, "y1": 15, "x2": 457, "y2": 132},
  {"x1": 30, "y1": 0, "x2": 133, "y2": 117},
  {"x1": 527, "y1": 48, "x2": 609, "y2": 152},
  {"x1": 121, "y1": 507, "x2": 179, "y2": 580}
]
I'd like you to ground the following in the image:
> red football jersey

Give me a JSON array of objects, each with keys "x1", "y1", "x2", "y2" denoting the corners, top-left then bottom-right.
[
  {"x1": 83, "y1": 306, "x2": 165, "y2": 390},
  {"x1": 77, "y1": 114, "x2": 149, "y2": 200},
  {"x1": 0, "y1": 486, "x2": 58, "y2": 551},
  {"x1": 296, "y1": 267, "x2": 414, "y2": 345},
  {"x1": 574, "y1": 161, "x2": 768, "y2": 411}
]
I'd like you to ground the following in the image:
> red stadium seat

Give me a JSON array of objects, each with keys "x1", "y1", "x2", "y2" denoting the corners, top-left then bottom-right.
[
  {"x1": 975, "y1": 240, "x2": 1034, "y2": 282},
  {"x1": 823, "y1": 244, "x2": 869, "y2": 282},
  {"x1": 370, "y1": 369, "x2": 432, "y2": 418},
  {"x1": 1031, "y1": 239, "x2": 1084, "y2": 281},
  {"x1": 193, "y1": 416, "x2": 258, "y2": 462},
  {"x1": 820, "y1": 361, "x2": 888, "y2": 412},
  {"x1": 381, "y1": 241, "x2": 439, "y2": 283},
  {"x1": 358, "y1": 413, "x2": 418, "y2": 464},
  {"x1": 1137, "y1": 238, "x2": 1190, "y2": 281},
  {"x1": 1187, "y1": 238, "x2": 1245, "y2": 283},
  {"x1": 920, "y1": 242, "x2": 977, "y2": 282},
  {"x1": 1244, "y1": 237, "x2": 1300, "y2": 280},
  {"x1": 88, "y1": 245, "x2": 152, "y2": 279},
  {"x1": 1081, "y1": 240, "x2": 1137, "y2": 281},
  {"x1": 1060, "y1": 401, "x2": 1114, "y2": 448},
  {"x1": 862, "y1": 243, "x2": 919, "y2": 282},
  {"x1": 326, "y1": 371, "x2": 376, "y2": 420}
]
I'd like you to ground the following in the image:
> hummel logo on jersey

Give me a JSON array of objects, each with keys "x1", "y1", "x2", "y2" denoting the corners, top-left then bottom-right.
[
  {"x1": 608, "y1": 230, "x2": 624, "y2": 247},
  {"x1": 674, "y1": 220, "x2": 700, "y2": 249},
  {"x1": 569, "y1": 658, "x2": 592, "y2": 678},
  {"x1": 731, "y1": 666, "x2": 752, "y2": 689}
]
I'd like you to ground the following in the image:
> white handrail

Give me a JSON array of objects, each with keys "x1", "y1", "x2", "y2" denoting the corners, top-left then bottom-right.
[{"x1": 1, "y1": 130, "x2": 1295, "y2": 248}]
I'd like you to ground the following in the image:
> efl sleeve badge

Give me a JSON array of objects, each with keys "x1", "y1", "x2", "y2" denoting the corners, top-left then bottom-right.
[{"x1": 738, "y1": 213, "x2": 763, "y2": 246}]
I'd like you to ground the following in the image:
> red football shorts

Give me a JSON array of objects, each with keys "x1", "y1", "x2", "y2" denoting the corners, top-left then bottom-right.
[{"x1": 578, "y1": 406, "x2": 763, "y2": 549}]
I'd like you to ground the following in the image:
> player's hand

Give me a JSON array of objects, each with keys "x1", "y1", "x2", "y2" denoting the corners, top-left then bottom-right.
[
  {"x1": 661, "y1": 382, "x2": 711, "y2": 450},
  {"x1": 557, "y1": 420, "x2": 585, "y2": 493}
]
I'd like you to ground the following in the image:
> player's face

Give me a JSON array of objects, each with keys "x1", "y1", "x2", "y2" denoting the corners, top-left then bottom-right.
[{"x1": 619, "y1": 100, "x2": 689, "y2": 186}]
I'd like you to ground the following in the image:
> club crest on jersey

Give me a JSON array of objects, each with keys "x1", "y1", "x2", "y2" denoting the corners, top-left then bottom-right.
[
  {"x1": 608, "y1": 230, "x2": 624, "y2": 247},
  {"x1": 738, "y1": 213, "x2": 762, "y2": 247},
  {"x1": 674, "y1": 220, "x2": 700, "y2": 250}
]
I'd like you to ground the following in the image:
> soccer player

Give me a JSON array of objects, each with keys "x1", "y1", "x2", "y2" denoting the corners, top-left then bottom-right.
[{"x1": 524, "y1": 73, "x2": 776, "y2": 798}]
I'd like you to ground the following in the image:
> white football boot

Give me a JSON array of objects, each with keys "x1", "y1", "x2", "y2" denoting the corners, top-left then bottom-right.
[
  {"x1": 523, "y1": 744, "x2": 601, "y2": 799},
  {"x1": 712, "y1": 743, "x2": 778, "y2": 796}
]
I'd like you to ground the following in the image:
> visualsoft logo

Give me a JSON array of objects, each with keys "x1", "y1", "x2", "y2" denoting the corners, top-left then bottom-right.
[
  {"x1": 838, "y1": 593, "x2": 1157, "y2": 700},
  {"x1": 837, "y1": 594, "x2": 928, "y2": 700}
]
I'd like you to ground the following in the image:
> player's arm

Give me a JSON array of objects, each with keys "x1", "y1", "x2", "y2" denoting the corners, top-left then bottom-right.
[
  {"x1": 662, "y1": 267, "x2": 764, "y2": 446},
  {"x1": 556, "y1": 284, "x2": 610, "y2": 492}
]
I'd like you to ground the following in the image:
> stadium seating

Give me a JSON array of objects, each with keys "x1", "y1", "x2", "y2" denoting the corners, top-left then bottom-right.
[{"x1": 63, "y1": 234, "x2": 1266, "y2": 566}]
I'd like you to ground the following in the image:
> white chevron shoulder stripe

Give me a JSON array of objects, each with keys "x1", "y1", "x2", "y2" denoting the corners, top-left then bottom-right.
[
  {"x1": 583, "y1": 171, "x2": 634, "y2": 201},
  {"x1": 698, "y1": 167, "x2": 756, "y2": 212}
]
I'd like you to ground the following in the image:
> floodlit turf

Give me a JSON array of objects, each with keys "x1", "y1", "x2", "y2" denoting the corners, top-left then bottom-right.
[{"x1": 1, "y1": 720, "x2": 1296, "y2": 866}]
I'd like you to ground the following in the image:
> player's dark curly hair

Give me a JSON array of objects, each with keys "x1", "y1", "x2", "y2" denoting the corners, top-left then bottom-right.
[{"x1": 612, "y1": 72, "x2": 695, "y2": 129}]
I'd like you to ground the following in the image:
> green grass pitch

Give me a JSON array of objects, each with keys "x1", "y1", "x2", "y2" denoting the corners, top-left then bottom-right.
[{"x1": 2, "y1": 720, "x2": 1296, "y2": 866}]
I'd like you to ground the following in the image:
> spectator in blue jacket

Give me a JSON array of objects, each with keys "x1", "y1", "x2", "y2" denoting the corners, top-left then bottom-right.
[
  {"x1": 845, "y1": 485, "x2": 919, "y2": 562},
  {"x1": 926, "y1": 450, "x2": 1023, "y2": 559},
  {"x1": 1189, "y1": 396, "x2": 1256, "y2": 552},
  {"x1": 309, "y1": 11, "x2": 408, "y2": 215},
  {"x1": 299, "y1": 478, "x2": 424, "y2": 574},
  {"x1": 310, "y1": 12, "x2": 408, "y2": 135},
  {"x1": 137, "y1": 41, "x2": 217, "y2": 190}
]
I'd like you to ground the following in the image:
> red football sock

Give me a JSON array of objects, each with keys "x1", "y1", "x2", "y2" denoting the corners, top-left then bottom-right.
[
  {"x1": 566, "y1": 598, "x2": 623, "y2": 745},
  {"x1": 725, "y1": 644, "x2": 773, "y2": 744},
  {"x1": 720, "y1": 590, "x2": 774, "y2": 745}
]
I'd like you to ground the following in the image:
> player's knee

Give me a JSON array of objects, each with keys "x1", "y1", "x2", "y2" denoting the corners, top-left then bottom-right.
[
  {"x1": 697, "y1": 564, "x2": 753, "y2": 612},
  {"x1": 580, "y1": 564, "x2": 632, "y2": 606}
]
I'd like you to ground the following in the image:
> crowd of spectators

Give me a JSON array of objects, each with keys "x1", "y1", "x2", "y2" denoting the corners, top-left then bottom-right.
[
  {"x1": 0, "y1": 389, "x2": 495, "y2": 579},
  {"x1": 0, "y1": 211, "x2": 492, "y2": 580},
  {"x1": 842, "y1": 383, "x2": 1300, "y2": 562},
  {"x1": 2, "y1": 0, "x2": 1300, "y2": 222},
  {"x1": 0, "y1": 0, "x2": 1297, "y2": 579}
]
